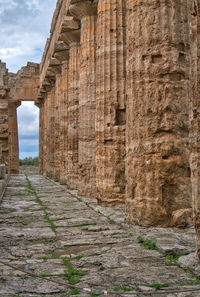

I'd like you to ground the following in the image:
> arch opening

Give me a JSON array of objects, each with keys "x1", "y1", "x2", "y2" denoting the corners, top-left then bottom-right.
[{"x1": 17, "y1": 101, "x2": 39, "y2": 172}]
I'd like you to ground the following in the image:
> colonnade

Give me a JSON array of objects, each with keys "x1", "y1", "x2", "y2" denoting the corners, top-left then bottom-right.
[{"x1": 36, "y1": 0, "x2": 199, "y2": 230}]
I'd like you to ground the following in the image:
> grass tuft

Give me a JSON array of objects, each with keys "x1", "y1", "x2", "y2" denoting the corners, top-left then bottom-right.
[
  {"x1": 62, "y1": 257, "x2": 87, "y2": 285},
  {"x1": 138, "y1": 236, "x2": 158, "y2": 250}
]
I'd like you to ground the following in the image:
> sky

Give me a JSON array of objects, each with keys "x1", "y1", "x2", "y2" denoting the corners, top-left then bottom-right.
[{"x1": 0, "y1": 0, "x2": 57, "y2": 158}]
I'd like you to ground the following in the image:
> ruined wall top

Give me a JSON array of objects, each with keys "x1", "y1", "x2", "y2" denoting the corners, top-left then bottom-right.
[
  {"x1": 0, "y1": 61, "x2": 9, "y2": 99},
  {"x1": 8, "y1": 62, "x2": 39, "y2": 102},
  {"x1": 0, "y1": 61, "x2": 39, "y2": 103}
]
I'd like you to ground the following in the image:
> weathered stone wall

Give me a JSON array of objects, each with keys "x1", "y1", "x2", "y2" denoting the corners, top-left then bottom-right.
[
  {"x1": 0, "y1": 62, "x2": 9, "y2": 165},
  {"x1": 0, "y1": 62, "x2": 39, "y2": 174}
]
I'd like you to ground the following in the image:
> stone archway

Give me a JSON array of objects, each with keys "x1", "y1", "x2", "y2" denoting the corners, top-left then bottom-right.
[{"x1": 0, "y1": 61, "x2": 39, "y2": 174}]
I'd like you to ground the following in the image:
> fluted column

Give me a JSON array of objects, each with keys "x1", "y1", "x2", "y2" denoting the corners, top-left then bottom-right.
[
  {"x1": 70, "y1": 0, "x2": 97, "y2": 197},
  {"x1": 48, "y1": 84, "x2": 55, "y2": 179},
  {"x1": 126, "y1": 0, "x2": 191, "y2": 227},
  {"x1": 53, "y1": 74, "x2": 61, "y2": 181},
  {"x1": 35, "y1": 99, "x2": 44, "y2": 174},
  {"x1": 190, "y1": 0, "x2": 200, "y2": 261},
  {"x1": 60, "y1": 61, "x2": 69, "y2": 184},
  {"x1": 67, "y1": 42, "x2": 80, "y2": 189},
  {"x1": 42, "y1": 95, "x2": 48, "y2": 176},
  {"x1": 96, "y1": 0, "x2": 126, "y2": 205},
  {"x1": 8, "y1": 101, "x2": 21, "y2": 174},
  {"x1": 45, "y1": 93, "x2": 51, "y2": 177}
]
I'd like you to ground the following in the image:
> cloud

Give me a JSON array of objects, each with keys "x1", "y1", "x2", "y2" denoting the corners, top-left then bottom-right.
[
  {"x1": 0, "y1": 0, "x2": 57, "y2": 72},
  {"x1": 0, "y1": 1, "x2": 56, "y2": 158}
]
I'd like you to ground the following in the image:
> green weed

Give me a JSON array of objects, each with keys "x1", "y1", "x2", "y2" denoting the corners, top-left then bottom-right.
[
  {"x1": 62, "y1": 257, "x2": 86, "y2": 285},
  {"x1": 106, "y1": 216, "x2": 116, "y2": 224},
  {"x1": 69, "y1": 288, "x2": 80, "y2": 295},
  {"x1": 143, "y1": 283, "x2": 169, "y2": 290},
  {"x1": 164, "y1": 252, "x2": 188, "y2": 266},
  {"x1": 113, "y1": 286, "x2": 133, "y2": 292},
  {"x1": 138, "y1": 236, "x2": 158, "y2": 250}
]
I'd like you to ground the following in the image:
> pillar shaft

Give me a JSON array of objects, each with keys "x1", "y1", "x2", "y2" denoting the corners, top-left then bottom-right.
[
  {"x1": 60, "y1": 61, "x2": 69, "y2": 184},
  {"x1": 49, "y1": 86, "x2": 55, "y2": 179},
  {"x1": 8, "y1": 102, "x2": 20, "y2": 174},
  {"x1": 96, "y1": 0, "x2": 126, "y2": 205},
  {"x1": 0, "y1": 100, "x2": 9, "y2": 163},
  {"x1": 79, "y1": 15, "x2": 97, "y2": 197},
  {"x1": 43, "y1": 97, "x2": 48, "y2": 176},
  {"x1": 67, "y1": 43, "x2": 80, "y2": 189},
  {"x1": 54, "y1": 75, "x2": 61, "y2": 181},
  {"x1": 39, "y1": 102, "x2": 44, "y2": 174},
  {"x1": 190, "y1": 0, "x2": 200, "y2": 260},
  {"x1": 126, "y1": 0, "x2": 191, "y2": 226}
]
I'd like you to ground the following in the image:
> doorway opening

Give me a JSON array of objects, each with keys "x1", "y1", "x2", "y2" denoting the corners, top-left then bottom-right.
[{"x1": 17, "y1": 101, "x2": 39, "y2": 174}]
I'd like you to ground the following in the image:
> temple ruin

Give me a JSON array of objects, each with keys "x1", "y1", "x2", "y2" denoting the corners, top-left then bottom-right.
[{"x1": 0, "y1": 0, "x2": 200, "y2": 243}]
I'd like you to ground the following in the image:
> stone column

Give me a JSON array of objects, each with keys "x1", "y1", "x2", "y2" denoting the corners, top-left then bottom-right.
[
  {"x1": 53, "y1": 74, "x2": 61, "y2": 181},
  {"x1": 35, "y1": 99, "x2": 44, "y2": 174},
  {"x1": 8, "y1": 101, "x2": 21, "y2": 174},
  {"x1": 42, "y1": 95, "x2": 48, "y2": 176},
  {"x1": 96, "y1": 0, "x2": 126, "y2": 205},
  {"x1": 67, "y1": 42, "x2": 80, "y2": 189},
  {"x1": 126, "y1": 0, "x2": 191, "y2": 227},
  {"x1": 45, "y1": 87, "x2": 53, "y2": 179},
  {"x1": 0, "y1": 99, "x2": 9, "y2": 164},
  {"x1": 60, "y1": 61, "x2": 69, "y2": 185},
  {"x1": 70, "y1": 0, "x2": 97, "y2": 197},
  {"x1": 59, "y1": 26, "x2": 81, "y2": 190},
  {"x1": 189, "y1": 0, "x2": 200, "y2": 261}
]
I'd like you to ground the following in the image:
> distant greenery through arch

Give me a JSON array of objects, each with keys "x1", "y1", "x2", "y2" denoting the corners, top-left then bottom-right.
[{"x1": 19, "y1": 157, "x2": 39, "y2": 166}]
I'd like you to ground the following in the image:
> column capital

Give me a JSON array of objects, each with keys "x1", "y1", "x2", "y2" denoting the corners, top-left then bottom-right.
[
  {"x1": 59, "y1": 30, "x2": 80, "y2": 46},
  {"x1": 69, "y1": 0, "x2": 97, "y2": 20}
]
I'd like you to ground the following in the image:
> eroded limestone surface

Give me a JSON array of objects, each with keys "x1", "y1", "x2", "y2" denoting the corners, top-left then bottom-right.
[{"x1": 0, "y1": 174, "x2": 200, "y2": 296}]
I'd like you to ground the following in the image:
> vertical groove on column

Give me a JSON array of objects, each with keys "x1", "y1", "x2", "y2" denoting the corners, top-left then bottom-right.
[
  {"x1": 79, "y1": 15, "x2": 97, "y2": 197},
  {"x1": 54, "y1": 75, "x2": 61, "y2": 181},
  {"x1": 49, "y1": 87, "x2": 55, "y2": 179},
  {"x1": 60, "y1": 62, "x2": 69, "y2": 184},
  {"x1": 39, "y1": 102, "x2": 44, "y2": 174},
  {"x1": 190, "y1": 0, "x2": 200, "y2": 259},
  {"x1": 126, "y1": 0, "x2": 191, "y2": 227},
  {"x1": 8, "y1": 103, "x2": 19, "y2": 174},
  {"x1": 67, "y1": 44, "x2": 80, "y2": 190},
  {"x1": 96, "y1": 0, "x2": 126, "y2": 206}
]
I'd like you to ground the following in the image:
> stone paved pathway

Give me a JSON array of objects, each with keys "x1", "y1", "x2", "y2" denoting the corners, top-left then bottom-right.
[{"x1": 1, "y1": 174, "x2": 200, "y2": 296}]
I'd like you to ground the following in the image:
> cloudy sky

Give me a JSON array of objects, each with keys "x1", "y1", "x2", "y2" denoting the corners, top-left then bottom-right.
[{"x1": 0, "y1": 0, "x2": 57, "y2": 158}]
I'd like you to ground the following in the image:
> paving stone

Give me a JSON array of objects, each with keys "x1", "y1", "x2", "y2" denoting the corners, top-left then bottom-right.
[{"x1": 0, "y1": 174, "x2": 200, "y2": 296}]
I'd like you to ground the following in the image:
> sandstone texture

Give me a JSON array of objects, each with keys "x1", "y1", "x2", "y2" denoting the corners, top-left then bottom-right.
[
  {"x1": 189, "y1": 0, "x2": 200, "y2": 259},
  {"x1": 35, "y1": 0, "x2": 196, "y2": 229},
  {"x1": 0, "y1": 0, "x2": 200, "y2": 233},
  {"x1": 1, "y1": 173, "x2": 200, "y2": 296},
  {"x1": 0, "y1": 62, "x2": 39, "y2": 174}
]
